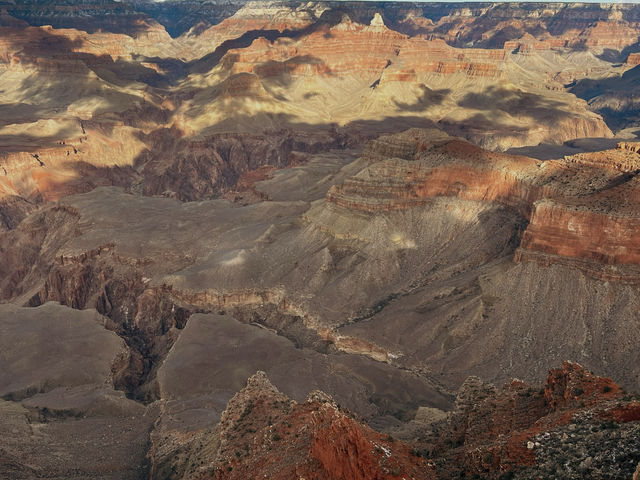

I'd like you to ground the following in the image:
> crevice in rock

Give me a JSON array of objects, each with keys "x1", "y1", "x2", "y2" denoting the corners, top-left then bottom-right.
[{"x1": 23, "y1": 250, "x2": 336, "y2": 403}]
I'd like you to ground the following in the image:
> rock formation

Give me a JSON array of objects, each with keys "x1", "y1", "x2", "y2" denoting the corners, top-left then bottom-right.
[
  {"x1": 193, "y1": 371, "x2": 437, "y2": 480},
  {"x1": 325, "y1": 128, "x2": 640, "y2": 278},
  {"x1": 146, "y1": 363, "x2": 640, "y2": 480},
  {"x1": 424, "y1": 362, "x2": 640, "y2": 479},
  {"x1": 0, "y1": 2, "x2": 640, "y2": 479}
]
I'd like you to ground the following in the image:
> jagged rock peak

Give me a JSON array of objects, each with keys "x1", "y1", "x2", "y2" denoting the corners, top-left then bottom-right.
[
  {"x1": 370, "y1": 12, "x2": 385, "y2": 27},
  {"x1": 243, "y1": 370, "x2": 279, "y2": 393},
  {"x1": 218, "y1": 371, "x2": 291, "y2": 435},
  {"x1": 544, "y1": 361, "x2": 622, "y2": 409}
]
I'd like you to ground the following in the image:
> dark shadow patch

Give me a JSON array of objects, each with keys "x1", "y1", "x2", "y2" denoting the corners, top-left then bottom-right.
[
  {"x1": 129, "y1": 0, "x2": 245, "y2": 38},
  {"x1": 506, "y1": 137, "x2": 622, "y2": 161},
  {"x1": 394, "y1": 85, "x2": 450, "y2": 112},
  {"x1": 457, "y1": 86, "x2": 573, "y2": 125},
  {"x1": 569, "y1": 65, "x2": 640, "y2": 132}
]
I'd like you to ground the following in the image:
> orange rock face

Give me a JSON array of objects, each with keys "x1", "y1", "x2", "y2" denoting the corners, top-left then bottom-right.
[
  {"x1": 520, "y1": 199, "x2": 640, "y2": 266},
  {"x1": 220, "y1": 20, "x2": 509, "y2": 85},
  {"x1": 390, "y1": 38, "x2": 506, "y2": 80},
  {"x1": 327, "y1": 129, "x2": 543, "y2": 215},
  {"x1": 627, "y1": 53, "x2": 640, "y2": 65},
  {"x1": 220, "y1": 18, "x2": 407, "y2": 81}
]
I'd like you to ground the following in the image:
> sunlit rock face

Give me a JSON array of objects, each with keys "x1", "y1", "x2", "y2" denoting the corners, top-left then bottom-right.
[{"x1": 1, "y1": 2, "x2": 640, "y2": 479}]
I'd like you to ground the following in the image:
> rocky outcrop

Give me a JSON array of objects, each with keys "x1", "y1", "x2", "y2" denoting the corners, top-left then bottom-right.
[
  {"x1": 0, "y1": 122, "x2": 348, "y2": 210},
  {"x1": 387, "y1": 37, "x2": 506, "y2": 81},
  {"x1": 627, "y1": 53, "x2": 640, "y2": 65},
  {"x1": 392, "y1": 3, "x2": 640, "y2": 53},
  {"x1": 176, "y1": 1, "x2": 319, "y2": 60},
  {"x1": 2, "y1": 0, "x2": 169, "y2": 39},
  {"x1": 564, "y1": 143, "x2": 640, "y2": 172},
  {"x1": 0, "y1": 124, "x2": 142, "y2": 204},
  {"x1": 170, "y1": 7, "x2": 614, "y2": 150},
  {"x1": 2, "y1": 4, "x2": 640, "y2": 480},
  {"x1": 544, "y1": 361, "x2": 622, "y2": 409},
  {"x1": 428, "y1": 362, "x2": 640, "y2": 480},
  {"x1": 519, "y1": 198, "x2": 640, "y2": 266},
  {"x1": 146, "y1": 364, "x2": 640, "y2": 480},
  {"x1": 218, "y1": 14, "x2": 407, "y2": 81},
  {"x1": 327, "y1": 128, "x2": 544, "y2": 215},
  {"x1": 172, "y1": 371, "x2": 437, "y2": 480}
]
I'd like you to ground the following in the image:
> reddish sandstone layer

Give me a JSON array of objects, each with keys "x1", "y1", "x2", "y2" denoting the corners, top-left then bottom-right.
[
  {"x1": 387, "y1": 37, "x2": 506, "y2": 81},
  {"x1": 221, "y1": 17, "x2": 406, "y2": 81},
  {"x1": 520, "y1": 199, "x2": 640, "y2": 265},
  {"x1": 327, "y1": 130, "x2": 543, "y2": 216}
]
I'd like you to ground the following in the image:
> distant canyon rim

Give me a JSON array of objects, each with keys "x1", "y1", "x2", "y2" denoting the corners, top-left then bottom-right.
[{"x1": 0, "y1": 1, "x2": 640, "y2": 479}]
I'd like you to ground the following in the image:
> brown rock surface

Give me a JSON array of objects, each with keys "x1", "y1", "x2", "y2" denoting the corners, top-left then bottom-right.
[
  {"x1": 147, "y1": 363, "x2": 640, "y2": 480},
  {"x1": 0, "y1": 302, "x2": 128, "y2": 399},
  {"x1": 0, "y1": 0, "x2": 626, "y2": 214},
  {"x1": 0, "y1": 302, "x2": 152, "y2": 479}
]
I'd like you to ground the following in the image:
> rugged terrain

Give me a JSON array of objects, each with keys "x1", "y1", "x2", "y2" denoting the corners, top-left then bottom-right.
[{"x1": 1, "y1": 1, "x2": 640, "y2": 479}]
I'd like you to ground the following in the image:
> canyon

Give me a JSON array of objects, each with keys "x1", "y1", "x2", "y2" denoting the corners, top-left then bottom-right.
[{"x1": 1, "y1": 1, "x2": 640, "y2": 479}]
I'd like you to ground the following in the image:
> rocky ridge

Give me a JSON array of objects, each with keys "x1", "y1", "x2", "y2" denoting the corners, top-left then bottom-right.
[
  {"x1": 195, "y1": 371, "x2": 437, "y2": 480},
  {"x1": 1, "y1": 0, "x2": 632, "y2": 221},
  {"x1": 422, "y1": 362, "x2": 640, "y2": 480}
]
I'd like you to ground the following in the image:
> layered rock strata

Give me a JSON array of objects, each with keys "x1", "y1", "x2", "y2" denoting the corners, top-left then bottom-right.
[{"x1": 327, "y1": 129, "x2": 640, "y2": 277}]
